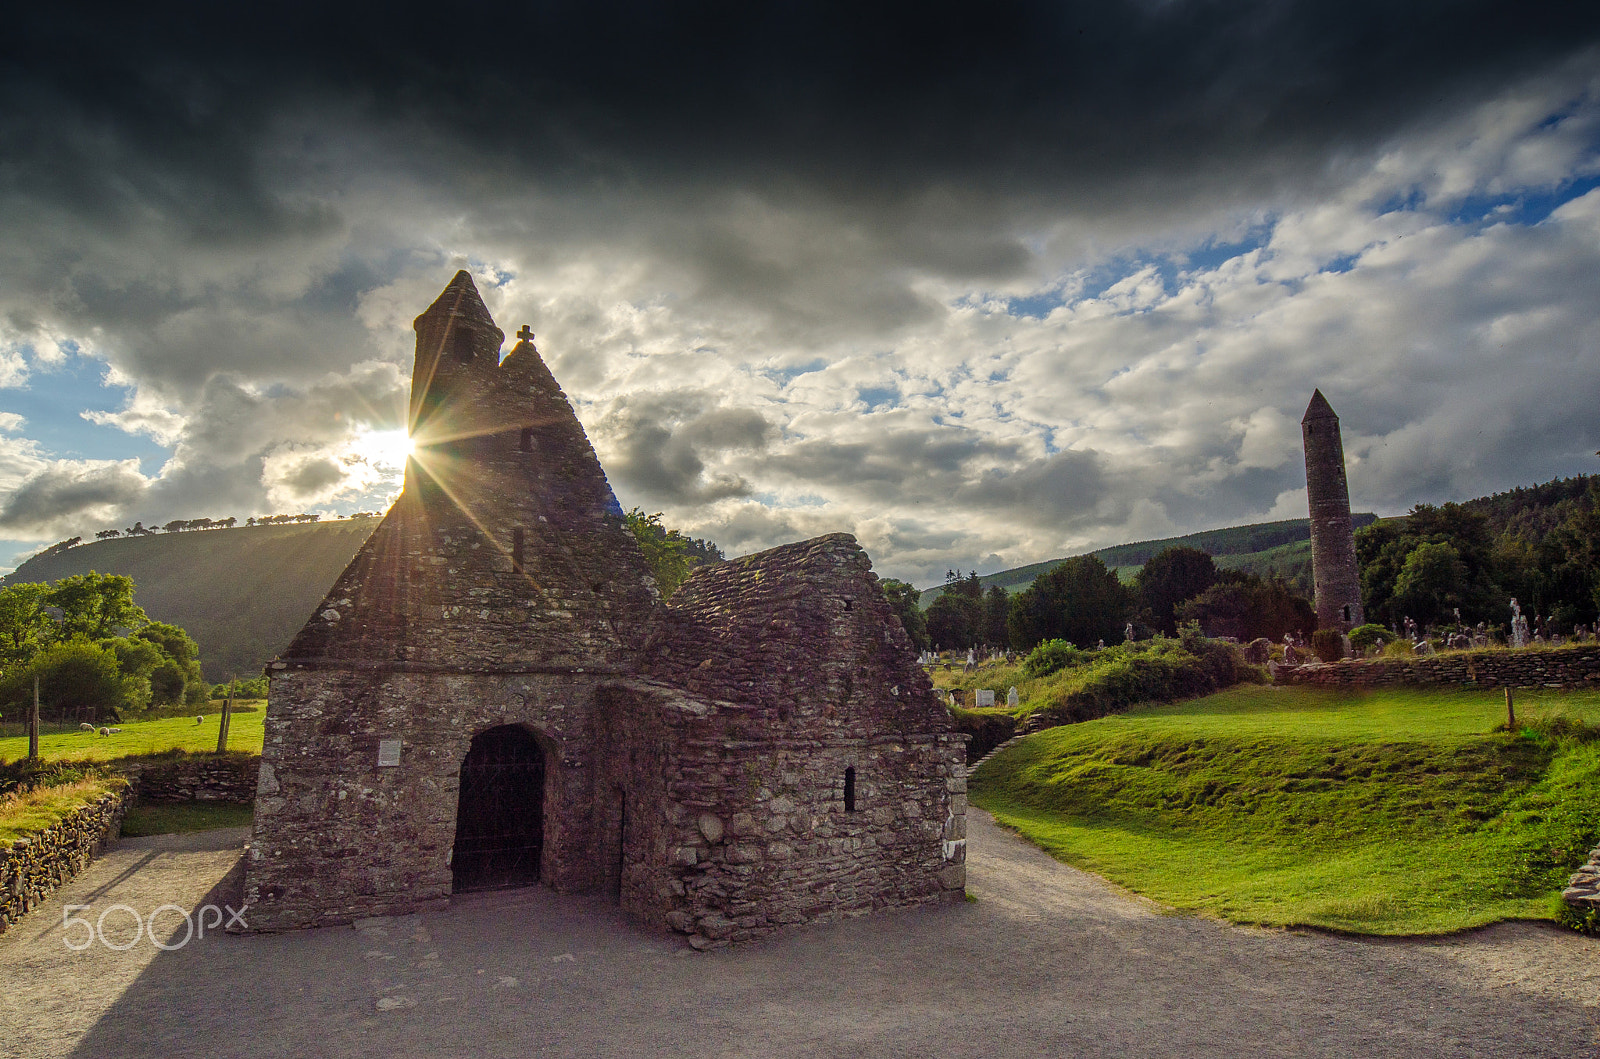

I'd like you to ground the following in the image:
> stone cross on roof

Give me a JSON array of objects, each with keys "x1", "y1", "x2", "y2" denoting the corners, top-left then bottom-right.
[{"x1": 516, "y1": 324, "x2": 535, "y2": 344}]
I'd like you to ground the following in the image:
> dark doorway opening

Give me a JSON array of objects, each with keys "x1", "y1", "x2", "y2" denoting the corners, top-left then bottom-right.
[{"x1": 452, "y1": 725, "x2": 545, "y2": 893}]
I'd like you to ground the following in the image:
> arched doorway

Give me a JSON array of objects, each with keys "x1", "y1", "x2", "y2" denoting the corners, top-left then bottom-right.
[{"x1": 452, "y1": 725, "x2": 546, "y2": 893}]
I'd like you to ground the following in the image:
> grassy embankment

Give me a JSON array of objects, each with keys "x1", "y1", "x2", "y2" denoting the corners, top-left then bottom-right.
[
  {"x1": 935, "y1": 633, "x2": 1261, "y2": 760},
  {"x1": 0, "y1": 704, "x2": 266, "y2": 841},
  {"x1": 967, "y1": 683, "x2": 1600, "y2": 934}
]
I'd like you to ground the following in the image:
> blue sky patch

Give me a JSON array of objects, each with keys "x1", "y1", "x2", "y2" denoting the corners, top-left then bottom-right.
[
  {"x1": 1448, "y1": 173, "x2": 1600, "y2": 228},
  {"x1": 4, "y1": 355, "x2": 172, "y2": 474}
]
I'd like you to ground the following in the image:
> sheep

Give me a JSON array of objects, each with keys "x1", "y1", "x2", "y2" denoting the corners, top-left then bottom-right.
[
  {"x1": 107, "y1": 727, "x2": 122, "y2": 734},
  {"x1": 98, "y1": 727, "x2": 110, "y2": 737},
  {"x1": 195, "y1": 715, "x2": 205, "y2": 724},
  {"x1": 80, "y1": 722, "x2": 95, "y2": 731}
]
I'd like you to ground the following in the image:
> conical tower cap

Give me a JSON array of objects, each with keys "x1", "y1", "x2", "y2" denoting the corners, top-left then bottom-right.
[
  {"x1": 413, "y1": 270, "x2": 499, "y2": 333},
  {"x1": 1302, "y1": 389, "x2": 1339, "y2": 424}
]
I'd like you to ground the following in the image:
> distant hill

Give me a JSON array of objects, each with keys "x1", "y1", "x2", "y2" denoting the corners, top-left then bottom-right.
[
  {"x1": 919, "y1": 514, "x2": 1378, "y2": 607},
  {"x1": 2, "y1": 521, "x2": 380, "y2": 681}
]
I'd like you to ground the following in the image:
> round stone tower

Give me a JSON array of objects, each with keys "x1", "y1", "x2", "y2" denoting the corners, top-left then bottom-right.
[{"x1": 1302, "y1": 389, "x2": 1364, "y2": 632}]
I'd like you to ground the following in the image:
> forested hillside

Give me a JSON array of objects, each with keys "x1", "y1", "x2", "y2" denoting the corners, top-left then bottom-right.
[
  {"x1": 1357, "y1": 475, "x2": 1597, "y2": 631},
  {"x1": 1, "y1": 521, "x2": 379, "y2": 680},
  {"x1": 921, "y1": 513, "x2": 1378, "y2": 606}
]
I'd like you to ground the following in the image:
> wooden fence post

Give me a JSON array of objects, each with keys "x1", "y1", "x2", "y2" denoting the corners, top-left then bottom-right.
[
  {"x1": 28, "y1": 674, "x2": 40, "y2": 760},
  {"x1": 1505, "y1": 686, "x2": 1515, "y2": 730},
  {"x1": 217, "y1": 679, "x2": 235, "y2": 754}
]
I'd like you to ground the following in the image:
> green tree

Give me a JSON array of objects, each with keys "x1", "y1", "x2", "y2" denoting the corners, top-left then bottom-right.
[
  {"x1": 1007, "y1": 555, "x2": 1133, "y2": 650},
  {"x1": 1176, "y1": 571, "x2": 1316, "y2": 641},
  {"x1": 926, "y1": 570, "x2": 984, "y2": 649},
  {"x1": 982, "y1": 584, "x2": 1012, "y2": 649},
  {"x1": 1136, "y1": 546, "x2": 1218, "y2": 636},
  {"x1": 44, "y1": 572, "x2": 148, "y2": 642},
  {"x1": 105, "y1": 634, "x2": 165, "y2": 678},
  {"x1": 879, "y1": 579, "x2": 930, "y2": 652},
  {"x1": 624, "y1": 508, "x2": 694, "y2": 598},
  {"x1": 135, "y1": 622, "x2": 207, "y2": 704},
  {"x1": 1390, "y1": 541, "x2": 1472, "y2": 629},
  {"x1": 0, "y1": 639, "x2": 127, "y2": 722},
  {"x1": 0, "y1": 582, "x2": 51, "y2": 669},
  {"x1": 1356, "y1": 504, "x2": 1501, "y2": 626}
]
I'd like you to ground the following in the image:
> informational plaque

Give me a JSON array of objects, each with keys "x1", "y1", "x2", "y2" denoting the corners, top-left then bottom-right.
[
  {"x1": 974, "y1": 690, "x2": 996, "y2": 707},
  {"x1": 377, "y1": 738, "x2": 402, "y2": 767}
]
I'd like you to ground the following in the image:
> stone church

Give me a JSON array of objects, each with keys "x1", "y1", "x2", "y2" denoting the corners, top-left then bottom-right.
[{"x1": 242, "y1": 272, "x2": 967, "y2": 947}]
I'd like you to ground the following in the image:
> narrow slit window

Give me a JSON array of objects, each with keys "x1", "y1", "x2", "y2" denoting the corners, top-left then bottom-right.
[
  {"x1": 844, "y1": 767, "x2": 856, "y2": 812},
  {"x1": 519, "y1": 428, "x2": 534, "y2": 452},
  {"x1": 1342, "y1": 604, "x2": 1351, "y2": 623},
  {"x1": 512, "y1": 527, "x2": 525, "y2": 572}
]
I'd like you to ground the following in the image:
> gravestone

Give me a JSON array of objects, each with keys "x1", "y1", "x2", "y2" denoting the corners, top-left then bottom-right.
[
  {"x1": 1006, "y1": 687, "x2": 1019, "y2": 707},
  {"x1": 974, "y1": 690, "x2": 995, "y2": 707}
]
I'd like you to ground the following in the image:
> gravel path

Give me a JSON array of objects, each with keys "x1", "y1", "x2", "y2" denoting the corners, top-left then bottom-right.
[{"x1": 1, "y1": 811, "x2": 1596, "y2": 1058}]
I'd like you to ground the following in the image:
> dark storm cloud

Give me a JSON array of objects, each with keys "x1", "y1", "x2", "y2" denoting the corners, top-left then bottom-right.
[
  {"x1": 275, "y1": 457, "x2": 346, "y2": 498},
  {"x1": 9, "y1": 1, "x2": 1599, "y2": 209},
  {"x1": 767, "y1": 428, "x2": 1027, "y2": 490},
  {"x1": 0, "y1": 461, "x2": 148, "y2": 534},
  {"x1": 953, "y1": 448, "x2": 1109, "y2": 528},
  {"x1": 596, "y1": 393, "x2": 773, "y2": 504}
]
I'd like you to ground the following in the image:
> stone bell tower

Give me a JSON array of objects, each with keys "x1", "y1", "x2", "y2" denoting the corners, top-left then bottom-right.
[{"x1": 1302, "y1": 389, "x2": 1363, "y2": 632}]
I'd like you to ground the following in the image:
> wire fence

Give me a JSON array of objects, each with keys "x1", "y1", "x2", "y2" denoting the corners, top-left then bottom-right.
[{"x1": 0, "y1": 706, "x2": 104, "y2": 738}]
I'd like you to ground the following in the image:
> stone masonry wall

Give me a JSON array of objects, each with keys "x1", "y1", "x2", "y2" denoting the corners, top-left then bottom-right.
[
  {"x1": 1279, "y1": 644, "x2": 1600, "y2": 689},
  {"x1": 0, "y1": 783, "x2": 133, "y2": 933},
  {"x1": 622, "y1": 534, "x2": 968, "y2": 948},
  {"x1": 120, "y1": 754, "x2": 259, "y2": 804},
  {"x1": 246, "y1": 667, "x2": 613, "y2": 931},
  {"x1": 600, "y1": 683, "x2": 965, "y2": 950}
]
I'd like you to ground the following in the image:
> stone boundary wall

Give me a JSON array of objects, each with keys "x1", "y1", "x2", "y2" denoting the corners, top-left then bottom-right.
[
  {"x1": 1564, "y1": 845, "x2": 1600, "y2": 913},
  {"x1": 1279, "y1": 644, "x2": 1600, "y2": 690},
  {"x1": 120, "y1": 754, "x2": 260, "y2": 804},
  {"x1": 0, "y1": 783, "x2": 134, "y2": 933}
]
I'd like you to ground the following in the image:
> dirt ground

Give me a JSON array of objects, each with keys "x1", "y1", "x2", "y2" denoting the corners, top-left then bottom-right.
[{"x1": 1, "y1": 810, "x2": 1596, "y2": 1059}]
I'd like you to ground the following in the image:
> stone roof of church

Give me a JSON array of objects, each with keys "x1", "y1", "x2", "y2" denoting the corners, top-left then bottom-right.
[
  {"x1": 644, "y1": 533, "x2": 944, "y2": 730},
  {"x1": 281, "y1": 273, "x2": 655, "y2": 672}
]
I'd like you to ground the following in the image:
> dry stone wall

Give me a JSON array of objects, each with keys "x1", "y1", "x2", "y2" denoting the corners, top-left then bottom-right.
[
  {"x1": 1278, "y1": 644, "x2": 1600, "y2": 689},
  {"x1": 1564, "y1": 845, "x2": 1600, "y2": 916},
  {"x1": 121, "y1": 754, "x2": 259, "y2": 804},
  {"x1": 0, "y1": 784, "x2": 132, "y2": 933}
]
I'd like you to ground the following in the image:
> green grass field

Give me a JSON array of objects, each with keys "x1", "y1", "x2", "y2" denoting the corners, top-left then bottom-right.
[
  {"x1": 970, "y1": 684, "x2": 1600, "y2": 934},
  {"x1": 0, "y1": 702, "x2": 266, "y2": 763},
  {"x1": 120, "y1": 801, "x2": 253, "y2": 837},
  {"x1": 0, "y1": 706, "x2": 266, "y2": 840}
]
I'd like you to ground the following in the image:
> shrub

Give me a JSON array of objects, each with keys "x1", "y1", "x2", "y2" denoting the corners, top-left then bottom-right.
[
  {"x1": 1348, "y1": 624, "x2": 1392, "y2": 652},
  {"x1": 211, "y1": 676, "x2": 268, "y2": 700},
  {"x1": 1310, "y1": 629, "x2": 1346, "y2": 663},
  {"x1": 1032, "y1": 633, "x2": 1258, "y2": 726},
  {"x1": 1556, "y1": 898, "x2": 1599, "y2": 936},
  {"x1": 1023, "y1": 639, "x2": 1089, "y2": 678}
]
